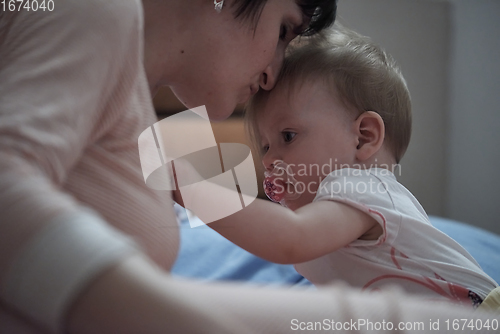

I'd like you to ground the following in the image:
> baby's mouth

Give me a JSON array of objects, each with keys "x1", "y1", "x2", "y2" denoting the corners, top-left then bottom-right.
[
  {"x1": 263, "y1": 161, "x2": 302, "y2": 207},
  {"x1": 263, "y1": 176, "x2": 286, "y2": 203}
]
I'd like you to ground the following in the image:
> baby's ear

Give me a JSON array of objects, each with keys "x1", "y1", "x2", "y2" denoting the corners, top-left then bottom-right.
[{"x1": 354, "y1": 111, "x2": 385, "y2": 162}]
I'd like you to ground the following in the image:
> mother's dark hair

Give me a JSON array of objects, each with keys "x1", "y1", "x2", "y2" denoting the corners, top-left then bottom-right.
[{"x1": 233, "y1": 0, "x2": 337, "y2": 36}]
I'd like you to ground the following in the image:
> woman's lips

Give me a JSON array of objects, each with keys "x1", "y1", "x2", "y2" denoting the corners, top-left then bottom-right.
[{"x1": 239, "y1": 84, "x2": 260, "y2": 104}]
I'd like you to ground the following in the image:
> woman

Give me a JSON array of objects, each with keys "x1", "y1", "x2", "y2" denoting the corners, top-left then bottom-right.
[{"x1": 0, "y1": 1, "x2": 493, "y2": 333}]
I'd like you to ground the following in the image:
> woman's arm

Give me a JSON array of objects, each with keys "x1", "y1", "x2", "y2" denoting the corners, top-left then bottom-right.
[{"x1": 68, "y1": 254, "x2": 498, "y2": 334}]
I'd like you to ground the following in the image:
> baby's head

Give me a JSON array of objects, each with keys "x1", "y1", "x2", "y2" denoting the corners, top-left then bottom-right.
[{"x1": 246, "y1": 26, "x2": 412, "y2": 208}]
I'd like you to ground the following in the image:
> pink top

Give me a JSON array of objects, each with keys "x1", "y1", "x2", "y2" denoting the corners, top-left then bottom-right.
[{"x1": 0, "y1": 0, "x2": 178, "y2": 331}]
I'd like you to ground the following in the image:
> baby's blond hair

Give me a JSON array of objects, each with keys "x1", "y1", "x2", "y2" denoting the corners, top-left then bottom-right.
[{"x1": 246, "y1": 26, "x2": 412, "y2": 163}]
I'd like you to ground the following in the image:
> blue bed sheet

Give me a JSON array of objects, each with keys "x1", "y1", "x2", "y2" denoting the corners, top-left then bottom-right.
[
  {"x1": 171, "y1": 209, "x2": 500, "y2": 286},
  {"x1": 430, "y1": 216, "x2": 500, "y2": 284}
]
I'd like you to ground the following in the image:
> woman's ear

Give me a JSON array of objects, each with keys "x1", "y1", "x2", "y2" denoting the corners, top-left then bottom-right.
[{"x1": 354, "y1": 111, "x2": 385, "y2": 162}]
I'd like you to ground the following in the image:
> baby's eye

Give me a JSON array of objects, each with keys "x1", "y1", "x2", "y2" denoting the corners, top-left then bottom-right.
[
  {"x1": 262, "y1": 144, "x2": 269, "y2": 154},
  {"x1": 282, "y1": 131, "x2": 296, "y2": 143}
]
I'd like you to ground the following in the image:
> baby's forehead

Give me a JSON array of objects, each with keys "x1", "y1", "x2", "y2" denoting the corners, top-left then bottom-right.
[
  {"x1": 256, "y1": 78, "x2": 347, "y2": 121},
  {"x1": 257, "y1": 80, "x2": 311, "y2": 116},
  {"x1": 255, "y1": 102, "x2": 289, "y2": 131},
  {"x1": 267, "y1": 75, "x2": 339, "y2": 105},
  {"x1": 256, "y1": 87, "x2": 299, "y2": 122}
]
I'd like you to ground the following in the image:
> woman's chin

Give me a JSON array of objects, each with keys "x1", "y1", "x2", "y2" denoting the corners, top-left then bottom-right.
[{"x1": 205, "y1": 102, "x2": 238, "y2": 121}]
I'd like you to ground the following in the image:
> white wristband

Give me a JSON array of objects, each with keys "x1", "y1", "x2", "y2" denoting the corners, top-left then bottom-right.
[{"x1": 1, "y1": 209, "x2": 139, "y2": 333}]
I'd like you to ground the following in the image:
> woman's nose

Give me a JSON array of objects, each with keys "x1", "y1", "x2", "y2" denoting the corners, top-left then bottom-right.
[{"x1": 259, "y1": 49, "x2": 284, "y2": 91}]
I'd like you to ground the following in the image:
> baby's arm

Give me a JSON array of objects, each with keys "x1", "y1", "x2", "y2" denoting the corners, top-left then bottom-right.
[
  {"x1": 208, "y1": 198, "x2": 380, "y2": 264},
  {"x1": 171, "y1": 160, "x2": 380, "y2": 264}
]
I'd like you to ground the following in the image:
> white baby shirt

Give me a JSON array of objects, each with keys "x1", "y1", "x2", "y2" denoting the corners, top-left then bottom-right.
[{"x1": 295, "y1": 168, "x2": 498, "y2": 307}]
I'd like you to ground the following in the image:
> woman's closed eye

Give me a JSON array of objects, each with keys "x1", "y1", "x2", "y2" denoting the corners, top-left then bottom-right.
[
  {"x1": 279, "y1": 25, "x2": 289, "y2": 41},
  {"x1": 280, "y1": 21, "x2": 303, "y2": 43},
  {"x1": 282, "y1": 131, "x2": 296, "y2": 143}
]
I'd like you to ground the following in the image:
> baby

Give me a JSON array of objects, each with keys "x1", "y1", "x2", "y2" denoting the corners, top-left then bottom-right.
[{"x1": 180, "y1": 27, "x2": 498, "y2": 309}]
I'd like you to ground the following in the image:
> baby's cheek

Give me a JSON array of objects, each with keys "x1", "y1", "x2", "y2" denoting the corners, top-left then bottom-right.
[{"x1": 297, "y1": 176, "x2": 321, "y2": 200}]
